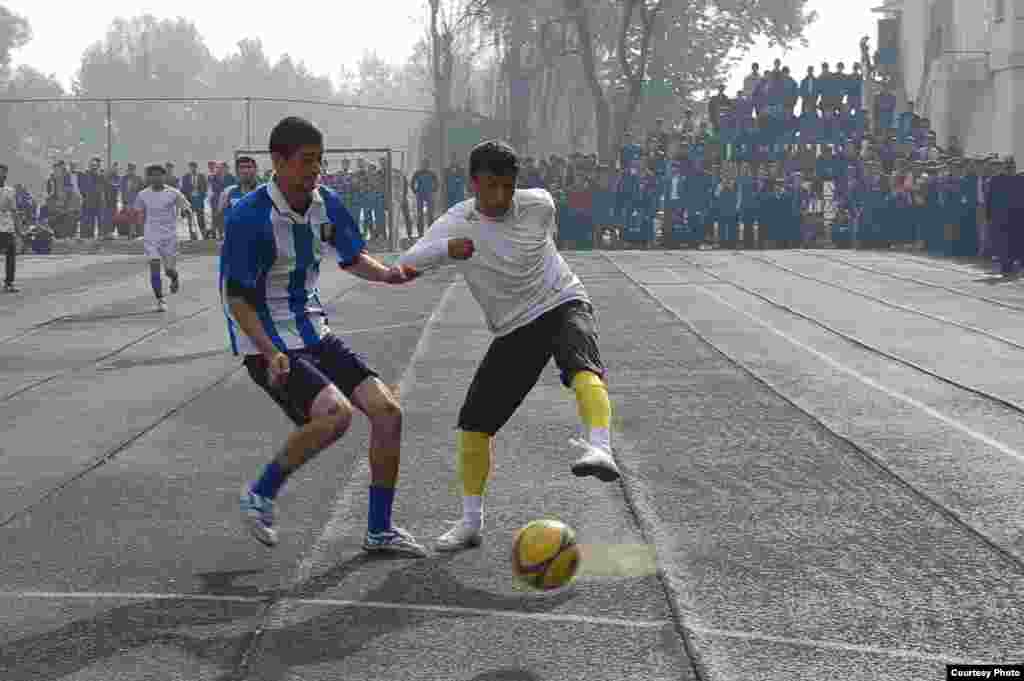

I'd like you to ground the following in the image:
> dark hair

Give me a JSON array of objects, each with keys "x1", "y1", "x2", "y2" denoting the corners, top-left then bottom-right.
[
  {"x1": 236, "y1": 155, "x2": 257, "y2": 169},
  {"x1": 269, "y1": 116, "x2": 323, "y2": 159},
  {"x1": 145, "y1": 164, "x2": 166, "y2": 175},
  {"x1": 0, "y1": 164, "x2": 7, "y2": 172},
  {"x1": 469, "y1": 140, "x2": 518, "y2": 178}
]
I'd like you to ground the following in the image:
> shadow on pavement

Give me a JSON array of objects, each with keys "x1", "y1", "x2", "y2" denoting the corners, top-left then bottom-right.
[{"x1": 0, "y1": 552, "x2": 582, "y2": 681}]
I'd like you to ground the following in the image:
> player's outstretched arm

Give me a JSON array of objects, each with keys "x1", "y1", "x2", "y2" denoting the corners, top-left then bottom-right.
[
  {"x1": 397, "y1": 223, "x2": 474, "y2": 274},
  {"x1": 343, "y1": 251, "x2": 418, "y2": 285}
]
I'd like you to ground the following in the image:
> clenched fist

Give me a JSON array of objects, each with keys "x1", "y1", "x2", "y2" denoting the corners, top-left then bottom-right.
[{"x1": 448, "y1": 238, "x2": 475, "y2": 260}]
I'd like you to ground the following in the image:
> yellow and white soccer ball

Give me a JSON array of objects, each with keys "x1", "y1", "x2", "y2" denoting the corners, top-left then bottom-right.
[{"x1": 511, "y1": 519, "x2": 581, "y2": 590}]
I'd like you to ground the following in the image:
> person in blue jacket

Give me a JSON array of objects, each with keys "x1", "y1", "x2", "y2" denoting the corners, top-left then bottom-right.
[
  {"x1": 715, "y1": 171, "x2": 740, "y2": 249},
  {"x1": 445, "y1": 155, "x2": 467, "y2": 210},
  {"x1": 685, "y1": 160, "x2": 715, "y2": 247},
  {"x1": 738, "y1": 163, "x2": 759, "y2": 249}
]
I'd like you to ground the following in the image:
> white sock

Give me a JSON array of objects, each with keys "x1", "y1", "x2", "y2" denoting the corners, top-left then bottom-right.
[
  {"x1": 588, "y1": 427, "x2": 611, "y2": 453},
  {"x1": 462, "y1": 495, "x2": 483, "y2": 530}
]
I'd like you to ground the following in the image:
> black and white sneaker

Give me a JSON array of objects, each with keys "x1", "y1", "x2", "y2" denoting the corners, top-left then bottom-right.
[{"x1": 3, "y1": 283, "x2": 19, "y2": 293}]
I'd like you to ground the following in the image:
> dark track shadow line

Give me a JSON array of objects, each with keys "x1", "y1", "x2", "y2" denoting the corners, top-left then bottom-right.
[
  {"x1": 0, "y1": 546, "x2": 580, "y2": 681},
  {"x1": 98, "y1": 349, "x2": 228, "y2": 371},
  {"x1": 468, "y1": 670, "x2": 542, "y2": 681}
]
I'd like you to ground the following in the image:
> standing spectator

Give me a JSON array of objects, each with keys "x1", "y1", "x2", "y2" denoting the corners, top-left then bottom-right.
[
  {"x1": 445, "y1": 153, "x2": 467, "y2": 209},
  {"x1": 0, "y1": 164, "x2": 20, "y2": 292},
  {"x1": 708, "y1": 85, "x2": 730, "y2": 135},
  {"x1": 816, "y1": 62, "x2": 834, "y2": 116},
  {"x1": 986, "y1": 159, "x2": 1022, "y2": 276},
  {"x1": 781, "y1": 66, "x2": 800, "y2": 120},
  {"x1": 896, "y1": 102, "x2": 916, "y2": 144},
  {"x1": 411, "y1": 158, "x2": 438, "y2": 238},
  {"x1": 46, "y1": 161, "x2": 74, "y2": 239},
  {"x1": 209, "y1": 162, "x2": 227, "y2": 239},
  {"x1": 68, "y1": 160, "x2": 82, "y2": 197},
  {"x1": 164, "y1": 162, "x2": 179, "y2": 189},
  {"x1": 15, "y1": 183, "x2": 35, "y2": 228},
  {"x1": 103, "y1": 161, "x2": 121, "y2": 238},
  {"x1": 371, "y1": 161, "x2": 387, "y2": 242},
  {"x1": 799, "y1": 66, "x2": 816, "y2": 117},
  {"x1": 521, "y1": 157, "x2": 545, "y2": 189},
  {"x1": 743, "y1": 63, "x2": 762, "y2": 99},
  {"x1": 875, "y1": 87, "x2": 897, "y2": 135},
  {"x1": 120, "y1": 163, "x2": 144, "y2": 238},
  {"x1": 208, "y1": 161, "x2": 226, "y2": 239},
  {"x1": 832, "y1": 62, "x2": 849, "y2": 115},
  {"x1": 218, "y1": 156, "x2": 261, "y2": 221},
  {"x1": 181, "y1": 161, "x2": 209, "y2": 240},
  {"x1": 848, "y1": 63, "x2": 864, "y2": 115},
  {"x1": 391, "y1": 164, "x2": 413, "y2": 242},
  {"x1": 79, "y1": 157, "x2": 104, "y2": 239}
]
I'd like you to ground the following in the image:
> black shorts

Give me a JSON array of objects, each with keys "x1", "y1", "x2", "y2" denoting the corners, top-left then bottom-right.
[
  {"x1": 244, "y1": 333, "x2": 379, "y2": 426},
  {"x1": 457, "y1": 299, "x2": 605, "y2": 436}
]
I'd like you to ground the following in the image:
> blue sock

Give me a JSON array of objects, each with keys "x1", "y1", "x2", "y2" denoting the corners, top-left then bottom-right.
[
  {"x1": 252, "y1": 461, "x2": 287, "y2": 500},
  {"x1": 150, "y1": 267, "x2": 162, "y2": 298},
  {"x1": 368, "y1": 485, "x2": 395, "y2": 534}
]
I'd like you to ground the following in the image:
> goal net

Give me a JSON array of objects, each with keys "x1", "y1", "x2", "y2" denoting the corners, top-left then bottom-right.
[{"x1": 233, "y1": 147, "x2": 406, "y2": 252}]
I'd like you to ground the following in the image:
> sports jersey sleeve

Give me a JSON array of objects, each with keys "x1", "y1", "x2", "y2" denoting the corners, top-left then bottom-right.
[
  {"x1": 324, "y1": 192, "x2": 365, "y2": 267},
  {"x1": 223, "y1": 210, "x2": 274, "y2": 290},
  {"x1": 397, "y1": 214, "x2": 458, "y2": 272},
  {"x1": 218, "y1": 186, "x2": 234, "y2": 213}
]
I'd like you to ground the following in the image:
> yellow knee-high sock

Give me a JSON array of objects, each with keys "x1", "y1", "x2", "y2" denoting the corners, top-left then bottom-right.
[
  {"x1": 571, "y1": 371, "x2": 612, "y2": 450},
  {"x1": 457, "y1": 430, "x2": 492, "y2": 496}
]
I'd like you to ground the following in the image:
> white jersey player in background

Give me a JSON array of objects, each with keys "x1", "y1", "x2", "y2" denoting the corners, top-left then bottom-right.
[{"x1": 134, "y1": 164, "x2": 192, "y2": 311}]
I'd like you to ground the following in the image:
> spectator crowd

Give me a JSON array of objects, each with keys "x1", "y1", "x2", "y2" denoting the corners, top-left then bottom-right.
[{"x1": 5, "y1": 41, "x2": 1023, "y2": 277}]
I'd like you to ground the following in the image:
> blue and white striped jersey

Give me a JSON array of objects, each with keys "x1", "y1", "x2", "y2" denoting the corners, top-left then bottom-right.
[
  {"x1": 219, "y1": 183, "x2": 257, "y2": 221},
  {"x1": 219, "y1": 179, "x2": 365, "y2": 356}
]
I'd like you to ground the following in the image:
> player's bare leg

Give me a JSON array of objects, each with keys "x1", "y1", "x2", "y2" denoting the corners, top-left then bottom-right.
[
  {"x1": 350, "y1": 378, "x2": 426, "y2": 556},
  {"x1": 241, "y1": 384, "x2": 353, "y2": 546}
]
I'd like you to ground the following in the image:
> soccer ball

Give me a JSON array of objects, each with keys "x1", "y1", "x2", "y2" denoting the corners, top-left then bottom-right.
[{"x1": 511, "y1": 519, "x2": 581, "y2": 590}]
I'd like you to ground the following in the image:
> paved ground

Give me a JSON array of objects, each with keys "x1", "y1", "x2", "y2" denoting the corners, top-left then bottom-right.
[{"x1": 1, "y1": 249, "x2": 1022, "y2": 680}]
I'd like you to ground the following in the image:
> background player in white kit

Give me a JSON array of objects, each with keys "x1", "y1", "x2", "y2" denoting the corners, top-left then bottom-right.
[{"x1": 134, "y1": 164, "x2": 192, "y2": 311}]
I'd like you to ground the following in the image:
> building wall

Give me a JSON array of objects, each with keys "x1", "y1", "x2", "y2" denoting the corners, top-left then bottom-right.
[{"x1": 887, "y1": 0, "x2": 1024, "y2": 161}]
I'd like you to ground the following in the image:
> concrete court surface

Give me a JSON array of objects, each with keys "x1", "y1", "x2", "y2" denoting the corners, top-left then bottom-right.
[{"x1": 0, "y1": 248, "x2": 1022, "y2": 681}]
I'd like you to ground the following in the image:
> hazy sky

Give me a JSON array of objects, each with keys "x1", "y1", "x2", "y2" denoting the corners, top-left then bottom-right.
[{"x1": 7, "y1": 0, "x2": 879, "y2": 99}]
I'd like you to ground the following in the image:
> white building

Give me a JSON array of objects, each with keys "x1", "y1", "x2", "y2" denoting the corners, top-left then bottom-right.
[{"x1": 876, "y1": 0, "x2": 1022, "y2": 160}]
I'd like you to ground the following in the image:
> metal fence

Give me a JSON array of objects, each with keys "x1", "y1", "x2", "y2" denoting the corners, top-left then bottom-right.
[{"x1": 0, "y1": 96, "x2": 433, "y2": 184}]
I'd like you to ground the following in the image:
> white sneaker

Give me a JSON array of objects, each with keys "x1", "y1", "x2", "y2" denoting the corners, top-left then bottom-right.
[
  {"x1": 569, "y1": 438, "x2": 621, "y2": 482},
  {"x1": 157, "y1": 298, "x2": 167, "y2": 311},
  {"x1": 435, "y1": 520, "x2": 482, "y2": 552}
]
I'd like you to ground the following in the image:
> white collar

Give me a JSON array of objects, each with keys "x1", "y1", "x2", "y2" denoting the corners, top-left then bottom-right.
[
  {"x1": 267, "y1": 177, "x2": 324, "y2": 222},
  {"x1": 466, "y1": 194, "x2": 520, "y2": 223}
]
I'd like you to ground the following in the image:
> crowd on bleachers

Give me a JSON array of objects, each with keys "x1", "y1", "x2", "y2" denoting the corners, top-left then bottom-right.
[
  {"x1": 515, "y1": 53, "x2": 1022, "y2": 270},
  {"x1": 6, "y1": 44, "x2": 1023, "y2": 273}
]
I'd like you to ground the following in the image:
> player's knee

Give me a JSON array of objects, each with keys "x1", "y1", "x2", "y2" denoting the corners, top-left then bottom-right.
[
  {"x1": 309, "y1": 386, "x2": 352, "y2": 439},
  {"x1": 369, "y1": 395, "x2": 402, "y2": 434}
]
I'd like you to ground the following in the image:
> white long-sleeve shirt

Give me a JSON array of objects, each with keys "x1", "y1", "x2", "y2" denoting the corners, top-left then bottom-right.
[{"x1": 398, "y1": 188, "x2": 589, "y2": 337}]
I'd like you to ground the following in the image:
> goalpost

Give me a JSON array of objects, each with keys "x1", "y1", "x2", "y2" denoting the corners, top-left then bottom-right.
[{"x1": 234, "y1": 147, "x2": 400, "y2": 252}]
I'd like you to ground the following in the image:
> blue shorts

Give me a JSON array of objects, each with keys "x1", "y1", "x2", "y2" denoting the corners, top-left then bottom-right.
[{"x1": 244, "y1": 333, "x2": 378, "y2": 426}]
